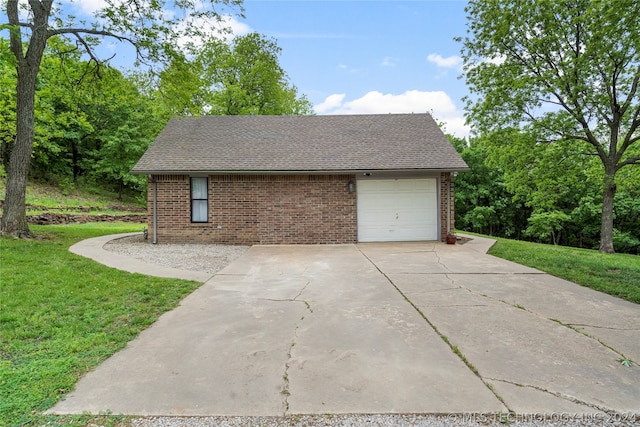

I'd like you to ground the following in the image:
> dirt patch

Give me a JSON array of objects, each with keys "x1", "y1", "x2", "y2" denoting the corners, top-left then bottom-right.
[{"x1": 456, "y1": 235, "x2": 472, "y2": 245}]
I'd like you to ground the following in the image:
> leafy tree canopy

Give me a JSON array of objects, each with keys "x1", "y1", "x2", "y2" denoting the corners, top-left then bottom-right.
[
  {"x1": 459, "y1": 0, "x2": 640, "y2": 252},
  {"x1": 1, "y1": 0, "x2": 244, "y2": 237},
  {"x1": 154, "y1": 32, "x2": 313, "y2": 116}
]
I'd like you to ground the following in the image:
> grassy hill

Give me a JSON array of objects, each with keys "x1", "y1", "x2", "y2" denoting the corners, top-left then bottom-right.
[{"x1": 0, "y1": 177, "x2": 145, "y2": 216}]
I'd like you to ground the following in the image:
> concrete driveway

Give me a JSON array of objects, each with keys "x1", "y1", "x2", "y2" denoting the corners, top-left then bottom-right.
[{"x1": 50, "y1": 236, "x2": 640, "y2": 417}]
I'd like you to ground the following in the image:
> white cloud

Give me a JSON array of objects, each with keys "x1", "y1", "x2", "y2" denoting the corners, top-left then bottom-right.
[
  {"x1": 427, "y1": 53, "x2": 463, "y2": 68},
  {"x1": 220, "y1": 15, "x2": 252, "y2": 38},
  {"x1": 314, "y1": 94, "x2": 347, "y2": 114},
  {"x1": 381, "y1": 56, "x2": 398, "y2": 67},
  {"x1": 68, "y1": 1, "x2": 250, "y2": 46},
  {"x1": 68, "y1": 0, "x2": 107, "y2": 15},
  {"x1": 176, "y1": 14, "x2": 251, "y2": 49},
  {"x1": 314, "y1": 90, "x2": 470, "y2": 137},
  {"x1": 486, "y1": 54, "x2": 506, "y2": 66}
]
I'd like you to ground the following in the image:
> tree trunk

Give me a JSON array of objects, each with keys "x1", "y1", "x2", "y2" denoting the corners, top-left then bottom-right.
[
  {"x1": 2, "y1": 0, "x2": 51, "y2": 237},
  {"x1": 599, "y1": 171, "x2": 616, "y2": 253},
  {"x1": 0, "y1": 67, "x2": 40, "y2": 237}
]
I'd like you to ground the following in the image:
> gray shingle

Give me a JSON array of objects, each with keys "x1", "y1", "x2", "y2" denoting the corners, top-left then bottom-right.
[{"x1": 131, "y1": 114, "x2": 469, "y2": 174}]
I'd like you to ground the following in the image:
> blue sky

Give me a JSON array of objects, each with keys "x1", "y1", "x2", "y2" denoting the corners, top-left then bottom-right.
[{"x1": 239, "y1": 1, "x2": 470, "y2": 136}]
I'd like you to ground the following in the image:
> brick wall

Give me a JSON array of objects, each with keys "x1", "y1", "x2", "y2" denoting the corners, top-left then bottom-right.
[
  {"x1": 147, "y1": 173, "x2": 454, "y2": 244},
  {"x1": 147, "y1": 174, "x2": 357, "y2": 245},
  {"x1": 440, "y1": 172, "x2": 455, "y2": 241}
]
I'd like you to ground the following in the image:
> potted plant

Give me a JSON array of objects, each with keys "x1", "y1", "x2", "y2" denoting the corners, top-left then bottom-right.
[{"x1": 446, "y1": 231, "x2": 456, "y2": 245}]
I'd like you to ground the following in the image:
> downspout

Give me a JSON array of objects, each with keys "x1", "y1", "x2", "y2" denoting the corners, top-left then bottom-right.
[
  {"x1": 446, "y1": 173, "x2": 451, "y2": 236},
  {"x1": 152, "y1": 176, "x2": 158, "y2": 244}
]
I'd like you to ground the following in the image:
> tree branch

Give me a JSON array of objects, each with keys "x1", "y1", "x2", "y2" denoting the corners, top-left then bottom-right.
[
  {"x1": 616, "y1": 65, "x2": 639, "y2": 118},
  {"x1": 616, "y1": 156, "x2": 640, "y2": 170},
  {"x1": 46, "y1": 27, "x2": 136, "y2": 46},
  {"x1": 617, "y1": 106, "x2": 640, "y2": 159},
  {"x1": 6, "y1": 0, "x2": 24, "y2": 62},
  {"x1": 46, "y1": 27, "x2": 144, "y2": 63}
]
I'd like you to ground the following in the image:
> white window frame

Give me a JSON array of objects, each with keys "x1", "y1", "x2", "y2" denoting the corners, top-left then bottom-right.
[{"x1": 191, "y1": 177, "x2": 208, "y2": 223}]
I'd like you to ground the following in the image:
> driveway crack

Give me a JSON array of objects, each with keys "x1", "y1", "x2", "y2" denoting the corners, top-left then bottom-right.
[
  {"x1": 258, "y1": 280, "x2": 313, "y2": 313},
  {"x1": 279, "y1": 280, "x2": 312, "y2": 415},
  {"x1": 281, "y1": 330, "x2": 295, "y2": 415},
  {"x1": 485, "y1": 377, "x2": 617, "y2": 413},
  {"x1": 550, "y1": 319, "x2": 637, "y2": 366},
  {"x1": 356, "y1": 246, "x2": 511, "y2": 413},
  {"x1": 566, "y1": 323, "x2": 640, "y2": 331},
  {"x1": 434, "y1": 251, "x2": 453, "y2": 274}
]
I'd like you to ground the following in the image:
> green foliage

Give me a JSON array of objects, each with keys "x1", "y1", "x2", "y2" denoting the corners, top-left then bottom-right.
[
  {"x1": 155, "y1": 52, "x2": 209, "y2": 117},
  {"x1": 1, "y1": 31, "x2": 315, "y2": 209},
  {"x1": 1, "y1": 37, "x2": 166, "y2": 198},
  {"x1": 2, "y1": 0, "x2": 246, "y2": 236},
  {"x1": 453, "y1": 131, "x2": 640, "y2": 253},
  {"x1": 452, "y1": 134, "x2": 529, "y2": 238},
  {"x1": 154, "y1": 32, "x2": 314, "y2": 116},
  {"x1": 613, "y1": 230, "x2": 640, "y2": 255},
  {"x1": 0, "y1": 38, "x2": 16, "y2": 168},
  {"x1": 459, "y1": 0, "x2": 640, "y2": 253},
  {"x1": 524, "y1": 210, "x2": 571, "y2": 245},
  {"x1": 0, "y1": 224, "x2": 202, "y2": 426}
]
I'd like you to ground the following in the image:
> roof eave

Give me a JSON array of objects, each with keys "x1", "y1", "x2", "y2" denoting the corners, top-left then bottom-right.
[{"x1": 131, "y1": 167, "x2": 471, "y2": 175}]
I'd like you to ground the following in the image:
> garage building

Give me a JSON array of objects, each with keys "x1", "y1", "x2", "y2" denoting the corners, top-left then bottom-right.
[{"x1": 131, "y1": 114, "x2": 469, "y2": 244}]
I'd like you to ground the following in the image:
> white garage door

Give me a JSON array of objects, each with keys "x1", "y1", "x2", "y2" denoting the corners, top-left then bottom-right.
[{"x1": 357, "y1": 178, "x2": 438, "y2": 242}]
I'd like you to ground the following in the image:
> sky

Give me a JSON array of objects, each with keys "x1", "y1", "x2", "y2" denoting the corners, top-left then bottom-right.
[
  {"x1": 236, "y1": 0, "x2": 471, "y2": 137},
  {"x1": 5, "y1": 0, "x2": 472, "y2": 137}
]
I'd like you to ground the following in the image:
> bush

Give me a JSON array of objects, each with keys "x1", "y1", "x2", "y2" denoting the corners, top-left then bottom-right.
[{"x1": 613, "y1": 229, "x2": 640, "y2": 255}]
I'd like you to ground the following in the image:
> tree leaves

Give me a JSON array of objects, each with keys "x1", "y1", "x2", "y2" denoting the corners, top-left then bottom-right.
[
  {"x1": 460, "y1": 0, "x2": 640, "y2": 252},
  {"x1": 154, "y1": 32, "x2": 313, "y2": 116}
]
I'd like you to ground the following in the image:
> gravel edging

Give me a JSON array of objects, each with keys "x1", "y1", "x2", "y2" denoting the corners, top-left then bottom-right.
[
  {"x1": 103, "y1": 234, "x2": 249, "y2": 276},
  {"x1": 130, "y1": 413, "x2": 638, "y2": 427}
]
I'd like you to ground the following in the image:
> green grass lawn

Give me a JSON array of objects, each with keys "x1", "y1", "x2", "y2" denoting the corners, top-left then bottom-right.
[
  {"x1": 0, "y1": 223, "x2": 202, "y2": 427},
  {"x1": 486, "y1": 236, "x2": 640, "y2": 304}
]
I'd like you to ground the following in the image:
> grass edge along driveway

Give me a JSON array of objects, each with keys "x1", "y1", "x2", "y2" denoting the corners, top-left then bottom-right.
[
  {"x1": 0, "y1": 223, "x2": 202, "y2": 427},
  {"x1": 486, "y1": 235, "x2": 640, "y2": 304}
]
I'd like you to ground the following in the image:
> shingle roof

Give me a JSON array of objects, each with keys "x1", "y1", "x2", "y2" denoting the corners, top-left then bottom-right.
[{"x1": 131, "y1": 113, "x2": 469, "y2": 174}]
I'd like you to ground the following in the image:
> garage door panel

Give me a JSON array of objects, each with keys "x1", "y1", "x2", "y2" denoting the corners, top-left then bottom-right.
[{"x1": 357, "y1": 179, "x2": 438, "y2": 242}]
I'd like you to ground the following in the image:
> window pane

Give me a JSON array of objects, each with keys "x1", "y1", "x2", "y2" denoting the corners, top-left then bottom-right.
[
  {"x1": 191, "y1": 177, "x2": 207, "y2": 199},
  {"x1": 192, "y1": 200, "x2": 208, "y2": 222}
]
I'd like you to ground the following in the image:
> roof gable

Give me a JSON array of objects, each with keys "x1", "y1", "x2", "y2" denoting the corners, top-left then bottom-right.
[{"x1": 131, "y1": 114, "x2": 468, "y2": 174}]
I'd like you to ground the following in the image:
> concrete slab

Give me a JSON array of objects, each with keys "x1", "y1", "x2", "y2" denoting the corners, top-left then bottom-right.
[
  {"x1": 452, "y1": 273, "x2": 640, "y2": 362},
  {"x1": 488, "y1": 381, "x2": 597, "y2": 414},
  {"x1": 50, "y1": 284, "x2": 307, "y2": 416},
  {"x1": 413, "y1": 301, "x2": 640, "y2": 413},
  {"x1": 359, "y1": 241, "x2": 540, "y2": 275},
  {"x1": 283, "y1": 250, "x2": 502, "y2": 414},
  {"x1": 50, "y1": 244, "x2": 504, "y2": 416},
  {"x1": 456, "y1": 233, "x2": 497, "y2": 254},
  {"x1": 50, "y1": 237, "x2": 640, "y2": 418}
]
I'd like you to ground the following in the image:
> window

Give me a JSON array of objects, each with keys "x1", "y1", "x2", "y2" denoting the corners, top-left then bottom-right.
[{"x1": 191, "y1": 177, "x2": 208, "y2": 223}]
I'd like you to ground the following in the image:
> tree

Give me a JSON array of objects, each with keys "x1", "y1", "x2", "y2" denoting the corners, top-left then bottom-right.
[
  {"x1": 0, "y1": 0, "x2": 243, "y2": 237},
  {"x1": 154, "y1": 32, "x2": 313, "y2": 116},
  {"x1": 87, "y1": 67, "x2": 166, "y2": 200},
  {"x1": 459, "y1": 0, "x2": 640, "y2": 253},
  {"x1": 202, "y1": 33, "x2": 313, "y2": 115},
  {"x1": 451, "y1": 134, "x2": 529, "y2": 238}
]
